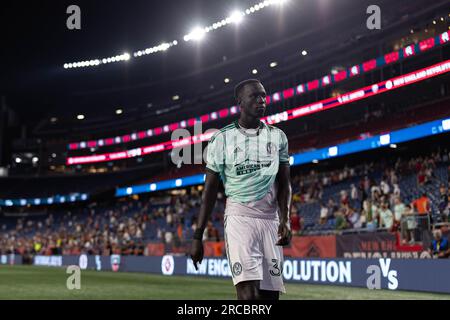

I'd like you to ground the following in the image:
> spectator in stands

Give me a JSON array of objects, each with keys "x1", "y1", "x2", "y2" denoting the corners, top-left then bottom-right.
[
  {"x1": 429, "y1": 229, "x2": 450, "y2": 259},
  {"x1": 350, "y1": 184, "x2": 358, "y2": 200},
  {"x1": 290, "y1": 209, "x2": 301, "y2": 235},
  {"x1": 319, "y1": 203, "x2": 328, "y2": 225},
  {"x1": 380, "y1": 179, "x2": 390, "y2": 196},
  {"x1": 335, "y1": 209, "x2": 348, "y2": 230},
  {"x1": 340, "y1": 190, "x2": 349, "y2": 206},
  {"x1": 393, "y1": 197, "x2": 405, "y2": 230},
  {"x1": 438, "y1": 184, "x2": 449, "y2": 222},
  {"x1": 347, "y1": 207, "x2": 361, "y2": 229},
  {"x1": 412, "y1": 192, "x2": 431, "y2": 231},
  {"x1": 379, "y1": 202, "x2": 394, "y2": 231},
  {"x1": 401, "y1": 204, "x2": 417, "y2": 244}
]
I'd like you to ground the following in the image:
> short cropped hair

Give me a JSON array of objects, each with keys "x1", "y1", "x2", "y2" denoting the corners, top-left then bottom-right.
[{"x1": 234, "y1": 79, "x2": 261, "y2": 101}]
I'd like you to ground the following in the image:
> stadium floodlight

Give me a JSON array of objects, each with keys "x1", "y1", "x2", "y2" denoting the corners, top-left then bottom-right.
[
  {"x1": 229, "y1": 11, "x2": 244, "y2": 24},
  {"x1": 77, "y1": 114, "x2": 85, "y2": 120},
  {"x1": 50, "y1": 117, "x2": 57, "y2": 123},
  {"x1": 301, "y1": 50, "x2": 308, "y2": 56},
  {"x1": 172, "y1": 95, "x2": 180, "y2": 101},
  {"x1": 116, "y1": 109, "x2": 123, "y2": 115},
  {"x1": 433, "y1": 20, "x2": 437, "y2": 25},
  {"x1": 443, "y1": 119, "x2": 450, "y2": 131},
  {"x1": 160, "y1": 43, "x2": 170, "y2": 51},
  {"x1": 312, "y1": 159, "x2": 319, "y2": 164},
  {"x1": 390, "y1": 144, "x2": 397, "y2": 149},
  {"x1": 32, "y1": 157, "x2": 39, "y2": 163},
  {"x1": 269, "y1": 61, "x2": 278, "y2": 68},
  {"x1": 380, "y1": 134, "x2": 391, "y2": 145},
  {"x1": 15, "y1": 157, "x2": 22, "y2": 164},
  {"x1": 184, "y1": 27, "x2": 206, "y2": 42},
  {"x1": 252, "y1": 69, "x2": 258, "y2": 74},
  {"x1": 64, "y1": 64, "x2": 68, "y2": 69},
  {"x1": 123, "y1": 53, "x2": 130, "y2": 60},
  {"x1": 224, "y1": 78, "x2": 230, "y2": 83}
]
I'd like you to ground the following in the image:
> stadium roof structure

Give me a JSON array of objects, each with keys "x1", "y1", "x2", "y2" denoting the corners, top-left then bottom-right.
[{"x1": 1, "y1": 0, "x2": 446, "y2": 129}]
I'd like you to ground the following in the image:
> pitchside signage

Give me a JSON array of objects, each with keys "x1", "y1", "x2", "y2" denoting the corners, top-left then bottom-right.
[
  {"x1": 0, "y1": 254, "x2": 22, "y2": 265},
  {"x1": 31, "y1": 255, "x2": 450, "y2": 294}
]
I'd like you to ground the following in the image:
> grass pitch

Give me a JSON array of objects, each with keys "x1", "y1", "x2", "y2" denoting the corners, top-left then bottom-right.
[{"x1": 0, "y1": 265, "x2": 449, "y2": 300}]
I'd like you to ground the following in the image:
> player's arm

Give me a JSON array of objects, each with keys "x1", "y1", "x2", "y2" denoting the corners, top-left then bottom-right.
[
  {"x1": 276, "y1": 163, "x2": 292, "y2": 246},
  {"x1": 190, "y1": 170, "x2": 220, "y2": 270}
]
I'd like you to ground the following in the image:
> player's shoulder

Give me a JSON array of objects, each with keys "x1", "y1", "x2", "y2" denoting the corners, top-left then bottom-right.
[
  {"x1": 265, "y1": 123, "x2": 287, "y2": 136},
  {"x1": 209, "y1": 122, "x2": 236, "y2": 143}
]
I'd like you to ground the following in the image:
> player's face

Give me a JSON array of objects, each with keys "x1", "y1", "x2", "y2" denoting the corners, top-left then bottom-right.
[{"x1": 239, "y1": 82, "x2": 267, "y2": 118}]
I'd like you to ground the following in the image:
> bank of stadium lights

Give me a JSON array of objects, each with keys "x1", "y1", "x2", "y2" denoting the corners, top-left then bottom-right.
[
  {"x1": 64, "y1": 53, "x2": 130, "y2": 69},
  {"x1": 184, "y1": 27, "x2": 207, "y2": 42},
  {"x1": 133, "y1": 41, "x2": 178, "y2": 57},
  {"x1": 183, "y1": 0, "x2": 289, "y2": 42},
  {"x1": 64, "y1": 0, "x2": 290, "y2": 68}
]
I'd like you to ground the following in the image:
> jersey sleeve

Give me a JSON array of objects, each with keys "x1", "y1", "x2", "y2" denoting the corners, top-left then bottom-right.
[
  {"x1": 279, "y1": 130, "x2": 290, "y2": 165},
  {"x1": 205, "y1": 131, "x2": 224, "y2": 174}
]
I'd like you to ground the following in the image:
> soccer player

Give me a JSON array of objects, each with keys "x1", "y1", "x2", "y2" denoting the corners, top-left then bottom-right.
[{"x1": 190, "y1": 79, "x2": 292, "y2": 300}]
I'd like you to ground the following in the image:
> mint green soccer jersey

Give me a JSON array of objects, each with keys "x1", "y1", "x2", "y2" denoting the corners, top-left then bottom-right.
[{"x1": 206, "y1": 120, "x2": 290, "y2": 204}]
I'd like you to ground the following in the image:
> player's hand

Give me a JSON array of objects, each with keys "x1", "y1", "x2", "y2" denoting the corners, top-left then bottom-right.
[
  {"x1": 190, "y1": 239, "x2": 204, "y2": 270},
  {"x1": 276, "y1": 221, "x2": 292, "y2": 246}
]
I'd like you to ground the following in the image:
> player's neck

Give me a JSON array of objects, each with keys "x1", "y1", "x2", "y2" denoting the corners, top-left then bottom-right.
[{"x1": 238, "y1": 117, "x2": 260, "y2": 129}]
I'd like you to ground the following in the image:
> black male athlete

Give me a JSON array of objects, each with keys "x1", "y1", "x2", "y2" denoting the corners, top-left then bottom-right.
[{"x1": 190, "y1": 79, "x2": 292, "y2": 300}]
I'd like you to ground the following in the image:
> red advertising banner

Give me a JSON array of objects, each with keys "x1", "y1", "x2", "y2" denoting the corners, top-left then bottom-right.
[
  {"x1": 336, "y1": 232, "x2": 431, "y2": 259},
  {"x1": 284, "y1": 235, "x2": 336, "y2": 258}
]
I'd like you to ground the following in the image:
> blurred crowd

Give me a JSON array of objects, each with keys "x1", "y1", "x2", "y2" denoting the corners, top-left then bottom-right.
[
  {"x1": 1, "y1": 149, "x2": 448, "y2": 256},
  {"x1": 289, "y1": 150, "x2": 450, "y2": 242}
]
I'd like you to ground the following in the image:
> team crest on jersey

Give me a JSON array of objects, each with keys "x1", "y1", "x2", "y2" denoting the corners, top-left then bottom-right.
[
  {"x1": 266, "y1": 142, "x2": 276, "y2": 155},
  {"x1": 232, "y1": 262, "x2": 243, "y2": 276}
]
